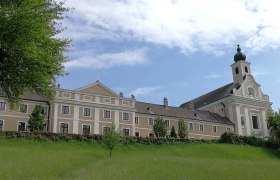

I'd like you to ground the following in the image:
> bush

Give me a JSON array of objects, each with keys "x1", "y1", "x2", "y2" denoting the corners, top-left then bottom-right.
[{"x1": 219, "y1": 132, "x2": 244, "y2": 145}]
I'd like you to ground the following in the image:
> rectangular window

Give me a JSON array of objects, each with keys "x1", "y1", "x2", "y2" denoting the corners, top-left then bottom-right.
[
  {"x1": 252, "y1": 115, "x2": 259, "y2": 129},
  {"x1": 83, "y1": 108, "x2": 91, "y2": 116},
  {"x1": 135, "y1": 117, "x2": 139, "y2": 124},
  {"x1": 212, "y1": 126, "x2": 217, "y2": 133},
  {"x1": 123, "y1": 128, "x2": 130, "y2": 136},
  {"x1": 148, "y1": 118, "x2": 154, "y2": 126},
  {"x1": 0, "y1": 120, "x2": 3, "y2": 131},
  {"x1": 135, "y1": 132, "x2": 140, "y2": 137},
  {"x1": 103, "y1": 126, "x2": 111, "y2": 133},
  {"x1": 82, "y1": 125, "x2": 90, "y2": 135},
  {"x1": 227, "y1": 127, "x2": 231, "y2": 131},
  {"x1": 19, "y1": 104, "x2": 27, "y2": 113},
  {"x1": 0, "y1": 102, "x2": 6, "y2": 111},
  {"x1": 18, "y1": 122, "x2": 26, "y2": 131},
  {"x1": 104, "y1": 110, "x2": 111, "y2": 119},
  {"x1": 123, "y1": 112, "x2": 129, "y2": 120},
  {"x1": 199, "y1": 124, "x2": 204, "y2": 132},
  {"x1": 241, "y1": 117, "x2": 245, "y2": 128},
  {"x1": 165, "y1": 120, "x2": 170, "y2": 127},
  {"x1": 62, "y1": 105, "x2": 69, "y2": 114},
  {"x1": 189, "y1": 123, "x2": 193, "y2": 131},
  {"x1": 60, "y1": 123, "x2": 68, "y2": 134},
  {"x1": 42, "y1": 106, "x2": 48, "y2": 115},
  {"x1": 104, "y1": 98, "x2": 111, "y2": 104}
]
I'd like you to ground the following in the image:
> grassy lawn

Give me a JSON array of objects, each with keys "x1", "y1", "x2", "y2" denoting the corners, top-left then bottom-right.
[{"x1": 0, "y1": 139, "x2": 280, "y2": 180}]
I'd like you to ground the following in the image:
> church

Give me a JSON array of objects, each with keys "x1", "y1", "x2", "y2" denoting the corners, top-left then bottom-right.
[{"x1": 0, "y1": 46, "x2": 272, "y2": 139}]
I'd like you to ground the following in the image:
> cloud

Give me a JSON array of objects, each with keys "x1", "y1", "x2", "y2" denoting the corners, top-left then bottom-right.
[
  {"x1": 204, "y1": 73, "x2": 222, "y2": 79},
  {"x1": 251, "y1": 66, "x2": 269, "y2": 77},
  {"x1": 63, "y1": 0, "x2": 280, "y2": 55},
  {"x1": 64, "y1": 48, "x2": 147, "y2": 69},
  {"x1": 130, "y1": 86, "x2": 159, "y2": 97}
]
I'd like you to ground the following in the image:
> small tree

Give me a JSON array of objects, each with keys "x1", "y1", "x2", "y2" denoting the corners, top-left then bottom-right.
[
  {"x1": 153, "y1": 116, "x2": 167, "y2": 137},
  {"x1": 28, "y1": 105, "x2": 45, "y2": 132},
  {"x1": 178, "y1": 118, "x2": 187, "y2": 139},
  {"x1": 267, "y1": 111, "x2": 280, "y2": 142},
  {"x1": 103, "y1": 124, "x2": 121, "y2": 158},
  {"x1": 170, "y1": 126, "x2": 177, "y2": 138}
]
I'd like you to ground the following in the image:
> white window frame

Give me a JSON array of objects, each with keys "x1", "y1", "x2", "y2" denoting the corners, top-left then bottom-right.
[
  {"x1": 103, "y1": 126, "x2": 111, "y2": 133},
  {"x1": 83, "y1": 95, "x2": 92, "y2": 101},
  {"x1": 135, "y1": 131, "x2": 140, "y2": 137},
  {"x1": 0, "y1": 119, "x2": 4, "y2": 131},
  {"x1": 122, "y1": 100, "x2": 129, "y2": 106},
  {"x1": 135, "y1": 116, "x2": 139, "y2": 124},
  {"x1": 252, "y1": 114, "x2": 259, "y2": 130},
  {"x1": 61, "y1": 105, "x2": 70, "y2": 115},
  {"x1": 241, "y1": 116, "x2": 246, "y2": 128},
  {"x1": 122, "y1": 128, "x2": 130, "y2": 136},
  {"x1": 212, "y1": 125, "x2": 217, "y2": 133},
  {"x1": 63, "y1": 92, "x2": 71, "y2": 98},
  {"x1": 226, "y1": 127, "x2": 231, "y2": 131},
  {"x1": 165, "y1": 119, "x2": 170, "y2": 127},
  {"x1": 123, "y1": 112, "x2": 129, "y2": 121},
  {"x1": 19, "y1": 104, "x2": 28, "y2": 114},
  {"x1": 60, "y1": 122, "x2": 69, "y2": 134},
  {"x1": 17, "y1": 121, "x2": 26, "y2": 131},
  {"x1": 82, "y1": 124, "x2": 91, "y2": 135},
  {"x1": 42, "y1": 106, "x2": 48, "y2": 115},
  {"x1": 0, "y1": 101, "x2": 6, "y2": 111},
  {"x1": 103, "y1": 110, "x2": 111, "y2": 119},
  {"x1": 199, "y1": 124, "x2": 204, "y2": 132},
  {"x1": 189, "y1": 123, "x2": 194, "y2": 131},
  {"x1": 83, "y1": 107, "x2": 91, "y2": 117},
  {"x1": 148, "y1": 118, "x2": 154, "y2": 126},
  {"x1": 103, "y1": 98, "x2": 111, "y2": 104}
]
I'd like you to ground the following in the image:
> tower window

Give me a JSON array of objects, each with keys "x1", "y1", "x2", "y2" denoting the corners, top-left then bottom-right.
[
  {"x1": 245, "y1": 66, "x2": 248, "y2": 73},
  {"x1": 248, "y1": 88, "x2": 255, "y2": 97},
  {"x1": 235, "y1": 67, "x2": 239, "y2": 75},
  {"x1": 252, "y1": 115, "x2": 259, "y2": 129}
]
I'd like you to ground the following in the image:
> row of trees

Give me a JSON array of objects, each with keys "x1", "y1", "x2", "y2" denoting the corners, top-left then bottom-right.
[{"x1": 153, "y1": 116, "x2": 188, "y2": 139}]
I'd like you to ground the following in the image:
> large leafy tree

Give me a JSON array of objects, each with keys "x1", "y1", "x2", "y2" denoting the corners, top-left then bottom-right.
[
  {"x1": 153, "y1": 116, "x2": 167, "y2": 138},
  {"x1": 0, "y1": 0, "x2": 70, "y2": 108},
  {"x1": 178, "y1": 118, "x2": 187, "y2": 139},
  {"x1": 103, "y1": 124, "x2": 121, "y2": 158},
  {"x1": 267, "y1": 111, "x2": 280, "y2": 142},
  {"x1": 28, "y1": 104, "x2": 45, "y2": 132}
]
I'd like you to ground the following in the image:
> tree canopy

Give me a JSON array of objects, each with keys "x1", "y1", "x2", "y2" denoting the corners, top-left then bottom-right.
[
  {"x1": 28, "y1": 104, "x2": 45, "y2": 132},
  {"x1": 153, "y1": 116, "x2": 167, "y2": 138},
  {"x1": 267, "y1": 111, "x2": 280, "y2": 142},
  {"x1": 0, "y1": 0, "x2": 70, "y2": 107},
  {"x1": 178, "y1": 118, "x2": 187, "y2": 139},
  {"x1": 102, "y1": 124, "x2": 121, "y2": 158}
]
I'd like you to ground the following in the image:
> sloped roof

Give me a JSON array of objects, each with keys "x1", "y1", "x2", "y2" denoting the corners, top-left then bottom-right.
[
  {"x1": 136, "y1": 101, "x2": 233, "y2": 125},
  {"x1": 23, "y1": 92, "x2": 49, "y2": 103},
  {"x1": 180, "y1": 83, "x2": 240, "y2": 109}
]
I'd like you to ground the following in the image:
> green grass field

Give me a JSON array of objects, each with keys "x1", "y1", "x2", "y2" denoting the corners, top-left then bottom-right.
[{"x1": 0, "y1": 139, "x2": 280, "y2": 180}]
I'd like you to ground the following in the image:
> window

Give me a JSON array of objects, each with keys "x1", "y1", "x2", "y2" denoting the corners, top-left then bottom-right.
[
  {"x1": 227, "y1": 127, "x2": 231, "y2": 131},
  {"x1": 60, "y1": 123, "x2": 68, "y2": 134},
  {"x1": 212, "y1": 126, "x2": 217, "y2": 133},
  {"x1": 104, "y1": 110, "x2": 111, "y2": 119},
  {"x1": 82, "y1": 125, "x2": 90, "y2": 135},
  {"x1": 241, "y1": 117, "x2": 245, "y2": 128},
  {"x1": 135, "y1": 132, "x2": 140, "y2": 137},
  {"x1": 18, "y1": 122, "x2": 26, "y2": 131},
  {"x1": 123, "y1": 128, "x2": 130, "y2": 136},
  {"x1": 199, "y1": 124, "x2": 204, "y2": 132},
  {"x1": 165, "y1": 120, "x2": 170, "y2": 127},
  {"x1": 235, "y1": 67, "x2": 239, "y2": 74},
  {"x1": 19, "y1": 104, "x2": 27, "y2": 113},
  {"x1": 245, "y1": 66, "x2": 248, "y2": 73},
  {"x1": 42, "y1": 106, "x2": 48, "y2": 115},
  {"x1": 0, "y1": 102, "x2": 6, "y2": 111},
  {"x1": 148, "y1": 118, "x2": 154, "y2": 126},
  {"x1": 123, "y1": 112, "x2": 129, "y2": 120},
  {"x1": 0, "y1": 120, "x2": 3, "y2": 131},
  {"x1": 83, "y1": 108, "x2": 91, "y2": 116},
  {"x1": 189, "y1": 123, "x2": 194, "y2": 131},
  {"x1": 104, "y1": 98, "x2": 111, "y2": 104},
  {"x1": 103, "y1": 126, "x2": 111, "y2": 133},
  {"x1": 252, "y1": 115, "x2": 259, "y2": 129},
  {"x1": 248, "y1": 88, "x2": 255, "y2": 97},
  {"x1": 62, "y1": 105, "x2": 69, "y2": 114},
  {"x1": 135, "y1": 116, "x2": 139, "y2": 124}
]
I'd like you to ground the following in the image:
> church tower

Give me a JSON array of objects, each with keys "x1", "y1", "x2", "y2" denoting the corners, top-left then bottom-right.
[{"x1": 231, "y1": 45, "x2": 252, "y2": 84}]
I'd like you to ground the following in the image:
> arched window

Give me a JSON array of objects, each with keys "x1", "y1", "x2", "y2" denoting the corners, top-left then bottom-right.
[
  {"x1": 248, "y1": 87, "x2": 255, "y2": 97},
  {"x1": 241, "y1": 117, "x2": 245, "y2": 128},
  {"x1": 235, "y1": 67, "x2": 239, "y2": 74},
  {"x1": 245, "y1": 66, "x2": 248, "y2": 73}
]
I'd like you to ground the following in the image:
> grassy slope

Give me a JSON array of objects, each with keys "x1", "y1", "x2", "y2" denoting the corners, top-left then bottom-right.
[{"x1": 0, "y1": 139, "x2": 279, "y2": 180}]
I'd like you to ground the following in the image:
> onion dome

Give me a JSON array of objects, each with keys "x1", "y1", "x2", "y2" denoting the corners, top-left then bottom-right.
[{"x1": 234, "y1": 45, "x2": 246, "y2": 62}]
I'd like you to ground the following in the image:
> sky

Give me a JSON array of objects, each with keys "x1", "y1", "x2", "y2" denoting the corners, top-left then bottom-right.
[{"x1": 58, "y1": 0, "x2": 280, "y2": 110}]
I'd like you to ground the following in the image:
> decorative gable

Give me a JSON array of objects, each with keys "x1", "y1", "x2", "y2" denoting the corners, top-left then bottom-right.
[{"x1": 76, "y1": 81, "x2": 118, "y2": 97}]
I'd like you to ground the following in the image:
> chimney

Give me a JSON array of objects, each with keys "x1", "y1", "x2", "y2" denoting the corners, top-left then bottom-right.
[
  {"x1": 163, "y1": 97, "x2": 168, "y2": 107},
  {"x1": 119, "y1": 92, "x2": 123, "y2": 97}
]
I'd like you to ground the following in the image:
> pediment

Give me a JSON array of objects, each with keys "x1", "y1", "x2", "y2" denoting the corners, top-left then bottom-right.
[{"x1": 76, "y1": 81, "x2": 118, "y2": 97}]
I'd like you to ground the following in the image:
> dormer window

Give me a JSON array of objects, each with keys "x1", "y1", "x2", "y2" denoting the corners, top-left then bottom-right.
[
  {"x1": 245, "y1": 66, "x2": 248, "y2": 73},
  {"x1": 235, "y1": 67, "x2": 239, "y2": 75}
]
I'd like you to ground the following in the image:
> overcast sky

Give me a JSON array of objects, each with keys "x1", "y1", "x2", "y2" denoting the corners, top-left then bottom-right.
[{"x1": 59, "y1": 0, "x2": 280, "y2": 110}]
